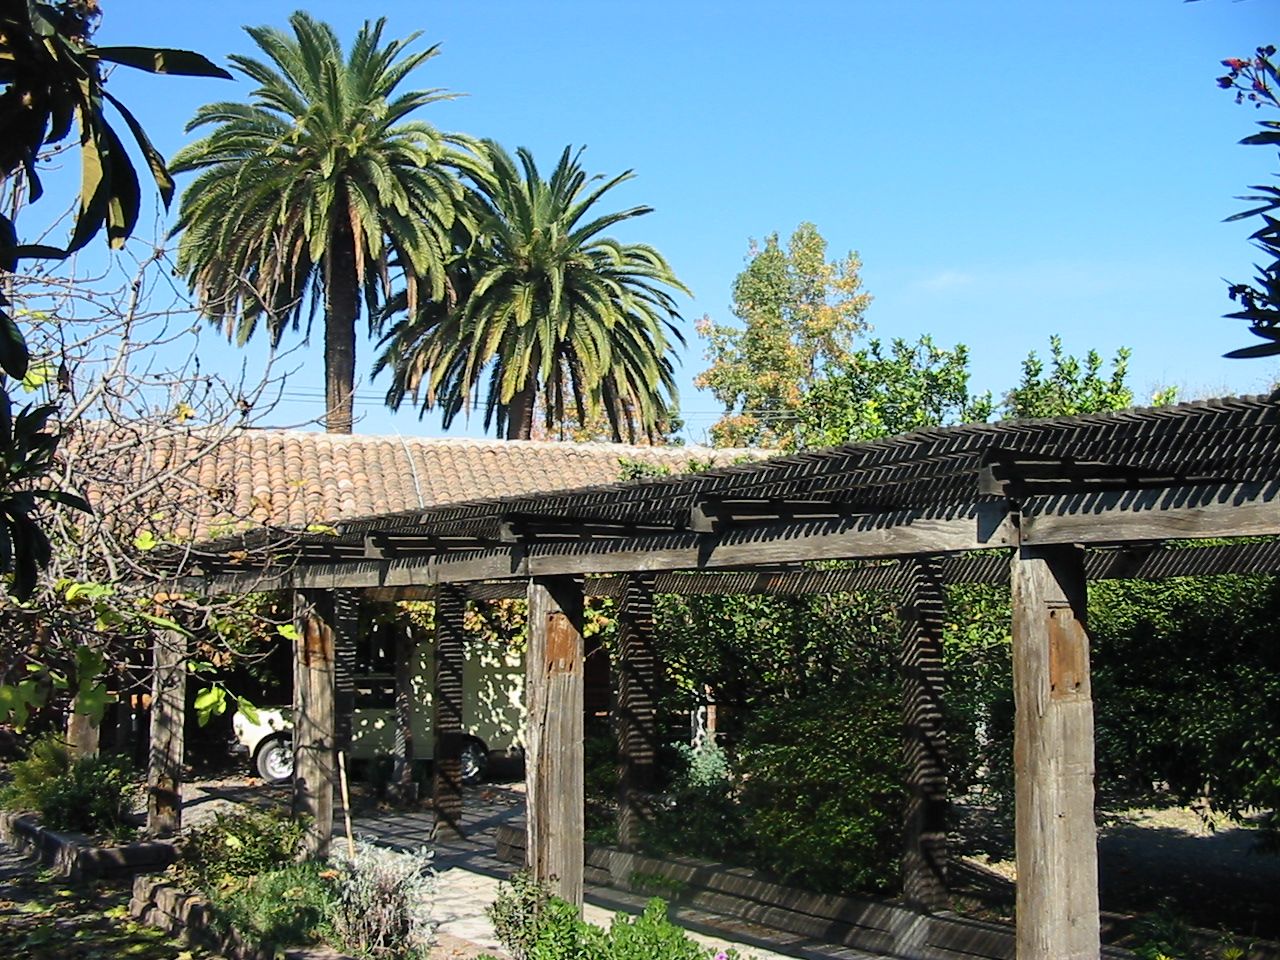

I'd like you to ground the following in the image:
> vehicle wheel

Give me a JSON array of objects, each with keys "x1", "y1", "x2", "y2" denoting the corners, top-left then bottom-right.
[
  {"x1": 459, "y1": 737, "x2": 488, "y2": 785},
  {"x1": 255, "y1": 736, "x2": 293, "y2": 782}
]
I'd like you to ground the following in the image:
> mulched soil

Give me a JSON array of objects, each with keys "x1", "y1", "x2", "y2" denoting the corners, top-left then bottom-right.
[{"x1": 0, "y1": 840, "x2": 222, "y2": 960}]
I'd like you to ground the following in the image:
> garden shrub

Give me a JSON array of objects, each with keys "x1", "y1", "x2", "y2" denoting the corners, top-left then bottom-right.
[
  {"x1": 179, "y1": 807, "x2": 307, "y2": 886},
  {"x1": 642, "y1": 739, "x2": 744, "y2": 862},
  {"x1": 486, "y1": 873, "x2": 732, "y2": 960},
  {"x1": 329, "y1": 841, "x2": 435, "y2": 959},
  {"x1": 0, "y1": 734, "x2": 70, "y2": 811},
  {"x1": 205, "y1": 859, "x2": 337, "y2": 949},
  {"x1": 736, "y1": 679, "x2": 904, "y2": 895},
  {"x1": 0, "y1": 734, "x2": 137, "y2": 837}
]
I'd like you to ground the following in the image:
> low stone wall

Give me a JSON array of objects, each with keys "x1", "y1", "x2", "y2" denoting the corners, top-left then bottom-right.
[
  {"x1": 495, "y1": 823, "x2": 1122, "y2": 960},
  {"x1": 130, "y1": 874, "x2": 354, "y2": 960},
  {"x1": 0, "y1": 809, "x2": 175, "y2": 881}
]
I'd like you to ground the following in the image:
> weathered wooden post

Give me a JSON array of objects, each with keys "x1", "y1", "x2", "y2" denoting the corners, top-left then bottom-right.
[
  {"x1": 899, "y1": 557, "x2": 949, "y2": 912},
  {"x1": 433, "y1": 584, "x2": 467, "y2": 837},
  {"x1": 525, "y1": 576, "x2": 586, "y2": 910},
  {"x1": 147, "y1": 628, "x2": 187, "y2": 837},
  {"x1": 615, "y1": 573, "x2": 658, "y2": 851},
  {"x1": 1011, "y1": 545, "x2": 1100, "y2": 960},
  {"x1": 293, "y1": 590, "x2": 337, "y2": 858}
]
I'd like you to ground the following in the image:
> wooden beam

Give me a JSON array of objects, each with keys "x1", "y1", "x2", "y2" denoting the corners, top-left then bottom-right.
[
  {"x1": 615, "y1": 574, "x2": 659, "y2": 852},
  {"x1": 146, "y1": 629, "x2": 186, "y2": 837},
  {"x1": 1011, "y1": 546, "x2": 1099, "y2": 960},
  {"x1": 1021, "y1": 481, "x2": 1280, "y2": 545},
  {"x1": 525, "y1": 503, "x2": 1017, "y2": 578},
  {"x1": 525, "y1": 576, "x2": 586, "y2": 909},
  {"x1": 899, "y1": 558, "x2": 948, "y2": 912},
  {"x1": 433, "y1": 584, "x2": 467, "y2": 838},
  {"x1": 293, "y1": 591, "x2": 336, "y2": 859}
]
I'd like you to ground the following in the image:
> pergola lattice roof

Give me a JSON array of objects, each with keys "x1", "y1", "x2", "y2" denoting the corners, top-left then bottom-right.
[{"x1": 176, "y1": 392, "x2": 1280, "y2": 590}]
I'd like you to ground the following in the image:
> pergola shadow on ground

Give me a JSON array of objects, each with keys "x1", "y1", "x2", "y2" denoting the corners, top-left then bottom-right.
[{"x1": 150, "y1": 393, "x2": 1280, "y2": 960}]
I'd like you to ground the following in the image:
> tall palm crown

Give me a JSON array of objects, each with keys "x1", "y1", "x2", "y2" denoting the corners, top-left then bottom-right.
[
  {"x1": 376, "y1": 142, "x2": 688, "y2": 441},
  {"x1": 171, "y1": 12, "x2": 474, "y2": 433}
]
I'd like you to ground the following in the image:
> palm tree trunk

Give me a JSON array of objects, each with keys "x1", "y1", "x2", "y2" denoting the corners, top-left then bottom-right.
[
  {"x1": 324, "y1": 196, "x2": 359, "y2": 434},
  {"x1": 506, "y1": 371, "x2": 539, "y2": 440}
]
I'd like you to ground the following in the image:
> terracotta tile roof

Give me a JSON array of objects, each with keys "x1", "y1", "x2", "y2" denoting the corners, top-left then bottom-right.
[{"x1": 71, "y1": 424, "x2": 757, "y2": 545}]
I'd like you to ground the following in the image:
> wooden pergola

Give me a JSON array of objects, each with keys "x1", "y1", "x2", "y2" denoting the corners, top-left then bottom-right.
[{"x1": 150, "y1": 393, "x2": 1280, "y2": 960}]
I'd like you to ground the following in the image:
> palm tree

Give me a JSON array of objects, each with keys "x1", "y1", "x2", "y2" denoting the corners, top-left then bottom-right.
[
  {"x1": 171, "y1": 12, "x2": 475, "y2": 433},
  {"x1": 375, "y1": 142, "x2": 688, "y2": 441}
]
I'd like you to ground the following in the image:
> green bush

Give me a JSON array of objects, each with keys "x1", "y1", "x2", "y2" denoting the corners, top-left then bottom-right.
[
  {"x1": 736, "y1": 680, "x2": 904, "y2": 895},
  {"x1": 0, "y1": 734, "x2": 70, "y2": 811},
  {"x1": 486, "y1": 873, "x2": 732, "y2": 960},
  {"x1": 487, "y1": 870, "x2": 551, "y2": 960},
  {"x1": 0, "y1": 735, "x2": 137, "y2": 838},
  {"x1": 205, "y1": 860, "x2": 336, "y2": 949},
  {"x1": 642, "y1": 740, "x2": 744, "y2": 863},
  {"x1": 178, "y1": 807, "x2": 307, "y2": 886}
]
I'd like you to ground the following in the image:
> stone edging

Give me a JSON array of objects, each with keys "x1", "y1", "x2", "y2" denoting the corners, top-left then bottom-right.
[
  {"x1": 130, "y1": 874, "x2": 356, "y2": 960},
  {"x1": 0, "y1": 809, "x2": 175, "y2": 881},
  {"x1": 496, "y1": 823, "x2": 1113, "y2": 960}
]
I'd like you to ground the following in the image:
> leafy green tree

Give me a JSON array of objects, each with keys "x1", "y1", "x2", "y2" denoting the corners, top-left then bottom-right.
[
  {"x1": 696, "y1": 223, "x2": 872, "y2": 448},
  {"x1": 1215, "y1": 46, "x2": 1280, "y2": 358},
  {"x1": 1001, "y1": 335, "x2": 1168, "y2": 419},
  {"x1": 376, "y1": 142, "x2": 688, "y2": 442},
  {"x1": 797, "y1": 336, "x2": 993, "y2": 449},
  {"x1": 172, "y1": 12, "x2": 474, "y2": 433}
]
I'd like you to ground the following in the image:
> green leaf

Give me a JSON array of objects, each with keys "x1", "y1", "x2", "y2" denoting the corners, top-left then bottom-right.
[
  {"x1": 1224, "y1": 341, "x2": 1280, "y2": 359},
  {"x1": 133, "y1": 529, "x2": 158, "y2": 551},
  {"x1": 20, "y1": 360, "x2": 55, "y2": 392},
  {"x1": 193, "y1": 685, "x2": 228, "y2": 726},
  {"x1": 277, "y1": 623, "x2": 301, "y2": 642},
  {"x1": 0, "y1": 310, "x2": 31, "y2": 379},
  {"x1": 102, "y1": 89, "x2": 176, "y2": 207},
  {"x1": 235, "y1": 696, "x2": 261, "y2": 725},
  {"x1": 138, "y1": 611, "x2": 191, "y2": 635},
  {"x1": 91, "y1": 46, "x2": 234, "y2": 80},
  {"x1": 72, "y1": 682, "x2": 115, "y2": 724}
]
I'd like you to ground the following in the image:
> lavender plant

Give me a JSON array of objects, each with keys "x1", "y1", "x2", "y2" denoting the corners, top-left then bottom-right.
[{"x1": 330, "y1": 841, "x2": 436, "y2": 958}]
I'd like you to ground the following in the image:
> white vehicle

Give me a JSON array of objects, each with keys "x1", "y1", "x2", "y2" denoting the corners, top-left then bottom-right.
[{"x1": 231, "y1": 636, "x2": 525, "y2": 784}]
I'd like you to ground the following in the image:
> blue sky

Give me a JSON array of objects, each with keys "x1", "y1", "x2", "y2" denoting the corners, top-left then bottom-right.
[{"x1": 56, "y1": 0, "x2": 1279, "y2": 441}]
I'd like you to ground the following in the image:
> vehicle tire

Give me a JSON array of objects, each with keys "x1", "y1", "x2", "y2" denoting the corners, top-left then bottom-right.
[
  {"x1": 255, "y1": 735, "x2": 293, "y2": 782},
  {"x1": 459, "y1": 737, "x2": 489, "y2": 785}
]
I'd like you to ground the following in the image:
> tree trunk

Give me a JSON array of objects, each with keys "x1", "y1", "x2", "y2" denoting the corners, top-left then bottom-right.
[
  {"x1": 324, "y1": 191, "x2": 359, "y2": 434},
  {"x1": 505, "y1": 370, "x2": 539, "y2": 440}
]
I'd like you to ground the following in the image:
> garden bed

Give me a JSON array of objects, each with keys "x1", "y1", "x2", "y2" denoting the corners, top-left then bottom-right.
[
  {"x1": 130, "y1": 873, "x2": 356, "y2": 960},
  {"x1": 0, "y1": 809, "x2": 174, "y2": 881},
  {"x1": 501, "y1": 823, "x2": 1280, "y2": 960}
]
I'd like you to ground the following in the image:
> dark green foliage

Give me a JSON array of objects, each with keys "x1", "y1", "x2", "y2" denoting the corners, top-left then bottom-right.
[
  {"x1": 178, "y1": 807, "x2": 307, "y2": 886},
  {"x1": 736, "y1": 680, "x2": 905, "y2": 894},
  {"x1": 487, "y1": 871, "x2": 553, "y2": 960},
  {"x1": 942, "y1": 583, "x2": 1015, "y2": 814},
  {"x1": 203, "y1": 861, "x2": 336, "y2": 950},
  {"x1": 1090, "y1": 573, "x2": 1280, "y2": 820},
  {"x1": 642, "y1": 741, "x2": 744, "y2": 863},
  {"x1": 649, "y1": 590, "x2": 906, "y2": 894},
  {"x1": 1216, "y1": 46, "x2": 1280, "y2": 357},
  {"x1": 39, "y1": 753, "x2": 135, "y2": 837},
  {"x1": 0, "y1": 734, "x2": 136, "y2": 837},
  {"x1": 487, "y1": 873, "x2": 728, "y2": 960},
  {"x1": 0, "y1": 733, "x2": 69, "y2": 810}
]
